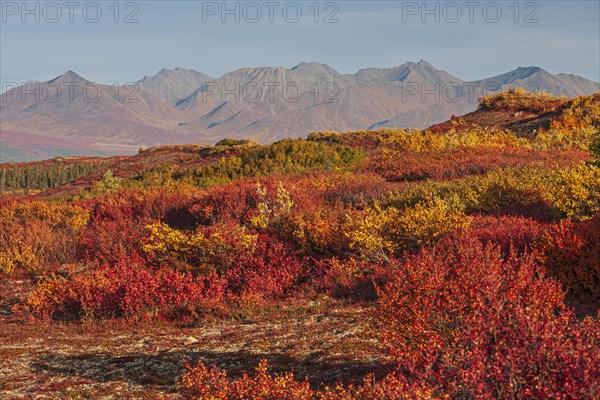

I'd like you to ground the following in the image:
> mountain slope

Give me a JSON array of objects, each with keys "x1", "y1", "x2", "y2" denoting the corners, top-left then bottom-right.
[
  {"x1": 137, "y1": 67, "x2": 213, "y2": 104},
  {"x1": 0, "y1": 71, "x2": 196, "y2": 151},
  {"x1": 371, "y1": 66, "x2": 599, "y2": 130},
  {"x1": 471, "y1": 66, "x2": 599, "y2": 97},
  {"x1": 1, "y1": 62, "x2": 598, "y2": 161}
]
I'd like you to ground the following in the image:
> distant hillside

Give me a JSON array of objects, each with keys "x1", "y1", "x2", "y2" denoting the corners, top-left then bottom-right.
[
  {"x1": 5, "y1": 91, "x2": 597, "y2": 198},
  {"x1": 137, "y1": 67, "x2": 213, "y2": 104},
  {"x1": 1, "y1": 61, "x2": 598, "y2": 162}
]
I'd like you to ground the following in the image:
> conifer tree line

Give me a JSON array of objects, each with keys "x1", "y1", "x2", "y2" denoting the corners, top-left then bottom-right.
[{"x1": 0, "y1": 160, "x2": 109, "y2": 192}]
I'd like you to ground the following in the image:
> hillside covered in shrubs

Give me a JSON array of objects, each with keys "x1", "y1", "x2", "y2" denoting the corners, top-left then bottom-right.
[{"x1": 1, "y1": 90, "x2": 599, "y2": 398}]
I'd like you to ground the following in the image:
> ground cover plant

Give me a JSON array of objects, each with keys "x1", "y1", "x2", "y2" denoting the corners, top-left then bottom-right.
[{"x1": 1, "y1": 90, "x2": 599, "y2": 399}]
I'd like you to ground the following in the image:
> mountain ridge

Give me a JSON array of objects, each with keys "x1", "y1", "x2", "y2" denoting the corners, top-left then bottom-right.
[{"x1": 2, "y1": 61, "x2": 599, "y2": 162}]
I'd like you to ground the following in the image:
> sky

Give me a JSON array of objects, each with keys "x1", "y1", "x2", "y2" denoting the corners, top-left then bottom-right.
[{"x1": 1, "y1": 0, "x2": 599, "y2": 86}]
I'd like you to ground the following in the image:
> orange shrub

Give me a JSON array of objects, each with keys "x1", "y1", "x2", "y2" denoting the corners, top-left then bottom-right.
[
  {"x1": 281, "y1": 206, "x2": 350, "y2": 256},
  {"x1": 180, "y1": 359, "x2": 434, "y2": 399},
  {"x1": 0, "y1": 200, "x2": 89, "y2": 274},
  {"x1": 180, "y1": 359, "x2": 314, "y2": 399}
]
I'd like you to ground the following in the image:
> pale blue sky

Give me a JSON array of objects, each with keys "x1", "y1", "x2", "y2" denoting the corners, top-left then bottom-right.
[{"x1": 1, "y1": 1, "x2": 599, "y2": 85}]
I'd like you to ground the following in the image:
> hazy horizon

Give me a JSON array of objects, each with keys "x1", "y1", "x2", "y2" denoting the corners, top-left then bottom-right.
[{"x1": 1, "y1": 1, "x2": 599, "y2": 85}]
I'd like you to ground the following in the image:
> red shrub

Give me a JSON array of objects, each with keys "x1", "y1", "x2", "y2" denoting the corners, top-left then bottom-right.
[
  {"x1": 77, "y1": 189, "x2": 202, "y2": 264},
  {"x1": 317, "y1": 173, "x2": 393, "y2": 207},
  {"x1": 24, "y1": 229, "x2": 310, "y2": 320},
  {"x1": 189, "y1": 179, "x2": 262, "y2": 226},
  {"x1": 20, "y1": 262, "x2": 224, "y2": 321},
  {"x1": 77, "y1": 217, "x2": 147, "y2": 265},
  {"x1": 315, "y1": 258, "x2": 387, "y2": 301},
  {"x1": 376, "y1": 236, "x2": 599, "y2": 399},
  {"x1": 219, "y1": 234, "x2": 308, "y2": 299},
  {"x1": 467, "y1": 215, "x2": 547, "y2": 255},
  {"x1": 535, "y1": 215, "x2": 600, "y2": 298},
  {"x1": 83, "y1": 188, "x2": 196, "y2": 223},
  {"x1": 364, "y1": 147, "x2": 587, "y2": 183}
]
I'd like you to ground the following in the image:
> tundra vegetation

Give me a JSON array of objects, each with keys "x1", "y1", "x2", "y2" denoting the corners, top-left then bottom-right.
[{"x1": 1, "y1": 90, "x2": 599, "y2": 398}]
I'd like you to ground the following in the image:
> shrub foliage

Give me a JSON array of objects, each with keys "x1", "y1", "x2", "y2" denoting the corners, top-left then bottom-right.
[{"x1": 3, "y1": 90, "x2": 600, "y2": 399}]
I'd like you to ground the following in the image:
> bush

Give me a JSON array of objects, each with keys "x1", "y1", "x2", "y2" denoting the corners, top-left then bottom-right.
[
  {"x1": 215, "y1": 138, "x2": 252, "y2": 147},
  {"x1": 142, "y1": 222, "x2": 257, "y2": 273},
  {"x1": 180, "y1": 359, "x2": 433, "y2": 399},
  {"x1": 189, "y1": 179, "x2": 262, "y2": 226},
  {"x1": 395, "y1": 195, "x2": 471, "y2": 247},
  {"x1": 364, "y1": 146, "x2": 555, "y2": 183},
  {"x1": 19, "y1": 262, "x2": 221, "y2": 321},
  {"x1": 281, "y1": 206, "x2": 350, "y2": 256},
  {"x1": 344, "y1": 203, "x2": 401, "y2": 261},
  {"x1": 467, "y1": 215, "x2": 546, "y2": 256},
  {"x1": 591, "y1": 131, "x2": 600, "y2": 164},
  {"x1": 535, "y1": 215, "x2": 600, "y2": 298},
  {"x1": 550, "y1": 94, "x2": 600, "y2": 133},
  {"x1": 376, "y1": 236, "x2": 600, "y2": 399},
  {"x1": 93, "y1": 169, "x2": 124, "y2": 193},
  {"x1": 180, "y1": 359, "x2": 314, "y2": 399},
  {"x1": 0, "y1": 200, "x2": 89, "y2": 274},
  {"x1": 478, "y1": 88, "x2": 566, "y2": 114},
  {"x1": 76, "y1": 188, "x2": 201, "y2": 265},
  {"x1": 249, "y1": 182, "x2": 293, "y2": 230},
  {"x1": 218, "y1": 233, "x2": 307, "y2": 299},
  {"x1": 345, "y1": 197, "x2": 471, "y2": 261},
  {"x1": 533, "y1": 94, "x2": 600, "y2": 150},
  {"x1": 77, "y1": 216, "x2": 147, "y2": 266},
  {"x1": 23, "y1": 228, "x2": 308, "y2": 321},
  {"x1": 385, "y1": 166, "x2": 572, "y2": 222},
  {"x1": 143, "y1": 221, "x2": 307, "y2": 300},
  {"x1": 186, "y1": 139, "x2": 364, "y2": 186},
  {"x1": 546, "y1": 164, "x2": 600, "y2": 220}
]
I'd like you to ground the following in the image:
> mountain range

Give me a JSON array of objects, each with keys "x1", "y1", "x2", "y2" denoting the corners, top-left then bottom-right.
[{"x1": 1, "y1": 61, "x2": 598, "y2": 162}]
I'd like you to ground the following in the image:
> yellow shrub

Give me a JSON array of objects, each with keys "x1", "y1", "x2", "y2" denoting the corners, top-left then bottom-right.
[
  {"x1": 378, "y1": 125, "x2": 527, "y2": 155},
  {"x1": 474, "y1": 168, "x2": 549, "y2": 211},
  {"x1": 143, "y1": 222, "x2": 205, "y2": 258},
  {"x1": 0, "y1": 244, "x2": 38, "y2": 274},
  {"x1": 249, "y1": 182, "x2": 293, "y2": 230},
  {"x1": 143, "y1": 222, "x2": 257, "y2": 271},
  {"x1": 345, "y1": 197, "x2": 471, "y2": 261},
  {"x1": 396, "y1": 196, "x2": 472, "y2": 247},
  {"x1": 385, "y1": 167, "x2": 551, "y2": 214},
  {"x1": 0, "y1": 201, "x2": 90, "y2": 230},
  {"x1": 345, "y1": 203, "x2": 401, "y2": 261},
  {"x1": 546, "y1": 164, "x2": 600, "y2": 220},
  {"x1": 93, "y1": 169, "x2": 124, "y2": 193}
]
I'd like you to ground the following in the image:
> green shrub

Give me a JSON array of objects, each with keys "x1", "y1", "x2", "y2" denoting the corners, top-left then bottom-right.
[{"x1": 215, "y1": 138, "x2": 252, "y2": 147}]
